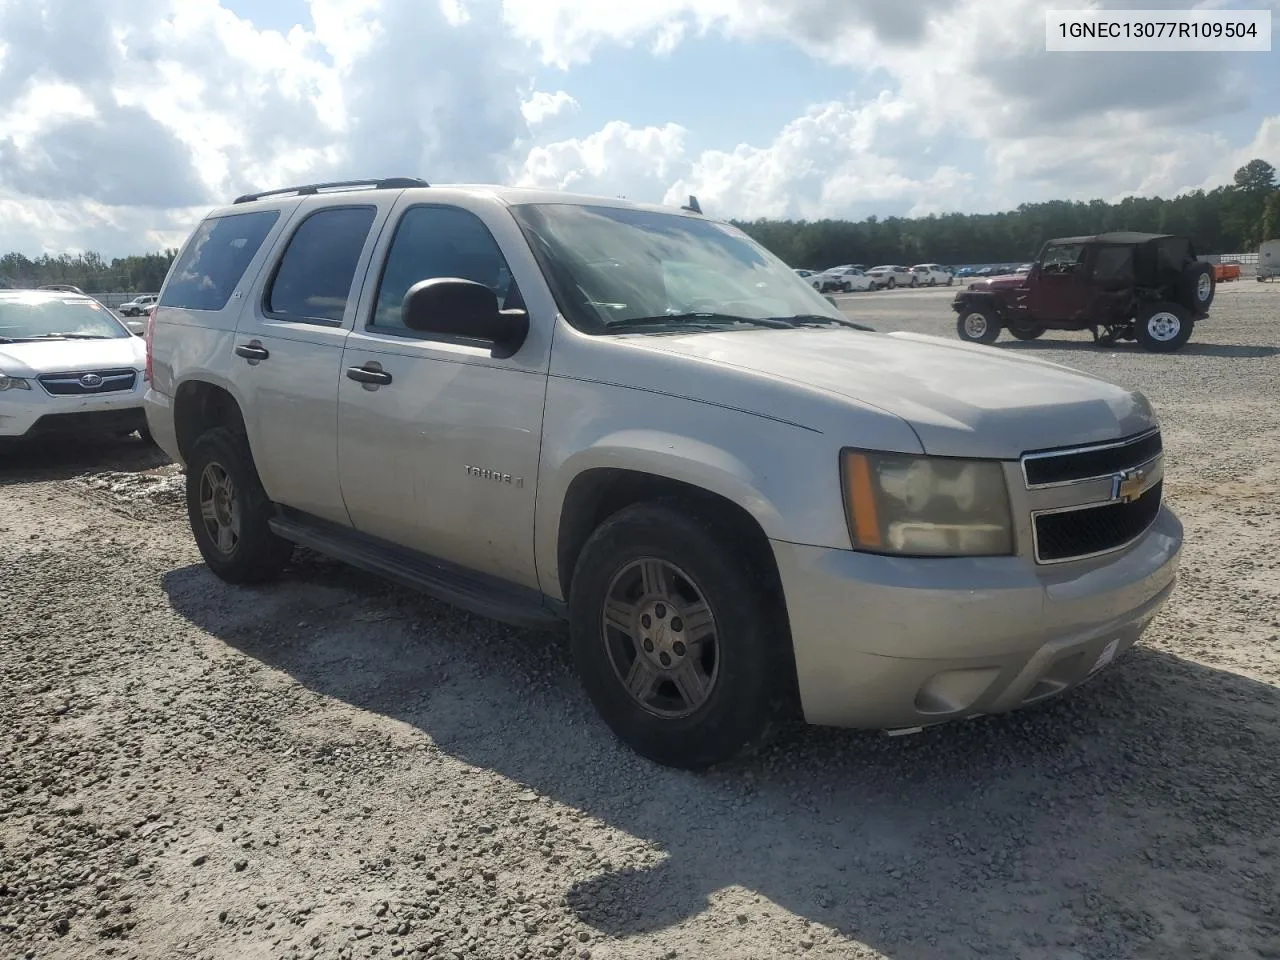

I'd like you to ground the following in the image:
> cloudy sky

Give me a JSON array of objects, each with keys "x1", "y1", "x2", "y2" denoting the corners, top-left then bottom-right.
[{"x1": 0, "y1": 0, "x2": 1277, "y2": 257}]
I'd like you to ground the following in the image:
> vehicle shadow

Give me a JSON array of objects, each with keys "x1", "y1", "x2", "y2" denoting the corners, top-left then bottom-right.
[
  {"x1": 162, "y1": 558, "x2": 1280, "y2": 959},
  {"x1": 1000, "y1": 340, "x2": 1280, "y2": 358},
  {"x1": 0, "y1": 434, "x2": 169, "y2": 486}
]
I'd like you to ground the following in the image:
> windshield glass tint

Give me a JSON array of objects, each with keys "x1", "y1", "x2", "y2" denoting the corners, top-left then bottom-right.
[
  {"x1": 510, "y1": 203, "x2": 844, "y2": 332},
  {"x1": 0, "y1": 297, "x2": 128, "y2": 340}
]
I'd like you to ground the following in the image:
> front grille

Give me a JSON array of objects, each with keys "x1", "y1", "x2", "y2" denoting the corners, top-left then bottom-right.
[
  {"x1": 38, "y1": 369, "x2": 137, "y2": 396},
  {"x1": 1023, "y1": 430, "x2": 1162, "y2": 486},
  {"x1": 1034, "y1": 481, "x2": 1163, "y2": 562}
]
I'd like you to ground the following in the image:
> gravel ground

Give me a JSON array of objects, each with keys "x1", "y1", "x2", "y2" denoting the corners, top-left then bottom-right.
[{"x1": 2, "y1": 282, "x2": 1278, "y2": 960}]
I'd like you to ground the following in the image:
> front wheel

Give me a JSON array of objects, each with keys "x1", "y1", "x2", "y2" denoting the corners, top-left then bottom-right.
[
  {"x1": 1136, "y1": 302, "x2": 1193, "y2": 352},
  {"x1": 568, "y1": 501, "x2": 790, "y2": 770},
  {"x1": 185, "y1": 427, "x2": 293, "y2": 583},
  {"x1": 956, "y1": 305, "x2": 1001, "y2": 345},
  {"x1": 886, "y1": 278, "x2": 896, "y2": 290},
  {"x1": 1007, "y1": 323, "x2": 1044, "y2": 341}
]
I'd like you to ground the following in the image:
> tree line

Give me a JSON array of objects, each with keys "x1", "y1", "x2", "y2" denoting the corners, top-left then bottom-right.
[
  {"x1": 0, "y1": 160, "x2": 1275, "y2": 289},
  {"x1": 733, "y1": 159, "x2": 1279, "y2": 270},
  {"x1": 0, "y1": 250, "x2": 178, "y2": 294}
]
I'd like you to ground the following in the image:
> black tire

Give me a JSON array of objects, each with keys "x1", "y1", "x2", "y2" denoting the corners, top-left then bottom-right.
[
  {"x1": 568, "y1": 500, "x2": 791, "y2": 770},
  {"x1": 185, "y1": 427, "x2": 292, "y2": 583},
  {"x1": 1181, "y1": 261, "x2": 1215, "y2": 313},
  {"x1": 841, "y1": 282, "x2": 852, "y2": 293},
  {"x1": 886, "y1": 277, "x2": 896, "y2": 289},
  {"x1": 1007, "y1": 323, "x2": 1044, "y2": 341},
  {"x1": 1135, "y1": 301, "x2": 1193, "y2": 353},
  {"x1": 956, "y1": 303, "x2": 1001, "y2": 345}
]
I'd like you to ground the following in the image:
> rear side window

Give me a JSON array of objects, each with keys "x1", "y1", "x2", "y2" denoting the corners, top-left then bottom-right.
[
  {"x1": 266, "y1": 206, "x2": 378, "y2": 324},
  {"x1": 160, "y1": 211, "x2": 279, "y2": 311}
]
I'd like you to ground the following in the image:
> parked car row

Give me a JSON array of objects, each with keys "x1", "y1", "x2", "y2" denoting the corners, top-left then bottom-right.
[{"x1": 795, "y1": 263, "x2": 956, "y2": 293}]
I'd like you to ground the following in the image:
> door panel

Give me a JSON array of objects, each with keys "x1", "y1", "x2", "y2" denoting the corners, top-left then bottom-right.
[
  {"x1": 1025, "y1": 243, "x2": 1092, "y2": 322},
  {"x1": 338, "y1": 337, "x2": 545, "y2": 587},
  {"x1": 234, "y1": 200, "x2": 395, "y2": 524},
  {"x1": 336, "y1": 200, "x2": 550, "y2": 590}
]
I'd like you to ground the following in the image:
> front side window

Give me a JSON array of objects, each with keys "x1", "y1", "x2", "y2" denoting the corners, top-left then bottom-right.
[
  {"x1": 161, "y1": 210, "x2": 279, "y2": 311},
  {"x1": 510, "y1": 203, "x2": 845, "y2": 334},
  {"x1": 1041, "y1": 243, "x2": 1087, "y2": 274},
  {"x1": 371, "y1": 206, "x2": 518, "y2": 332},
  {"x1": 0, "y1": 296, "x2": 130, "y2": 341},
  {"x1": 266, "y1": 206, "x2": 378, "y2": 324}
]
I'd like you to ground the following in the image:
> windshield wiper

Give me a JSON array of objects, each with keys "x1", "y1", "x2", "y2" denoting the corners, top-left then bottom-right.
[
  {"x1": 607, "y1": 312, "x2": 797, "y2": 330},
  {"x1": 771, "y1": 314, "x2": 876, "y2": 332}
]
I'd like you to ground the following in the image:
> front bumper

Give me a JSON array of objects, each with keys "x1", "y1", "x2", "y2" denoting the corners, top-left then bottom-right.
[
  {"x1": 0, "y1": 375, "x2": 148, "y2": 438},
  {"x1": 773, "y1": 505, "x2": 1182, "y2": 730}
]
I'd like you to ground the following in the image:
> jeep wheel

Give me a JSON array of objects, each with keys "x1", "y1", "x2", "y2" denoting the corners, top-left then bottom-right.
[
  {"x1": 568, "y1": 501, "x2": 789, "y2": 770},
  {"x1": 1007, "y1": 322, "x2": 1044, "y2": 341},
  {"x1": 1181, "y1": 261, "x2": 1216, "y2": 313},
  {"x1": 186, "y1": 427, "x2": 293, "y2": 583},
  {"x1": 1136, "y1": 302, "x2": 1193, "y2": 353},
  {"x1": 957, "y1": 305, "x2": 1001, "y2": 345}
]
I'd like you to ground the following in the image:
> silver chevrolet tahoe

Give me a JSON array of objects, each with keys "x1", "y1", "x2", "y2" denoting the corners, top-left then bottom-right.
[{"x1": 143, "y1": 178, "x2": 1182, "y2": 769}]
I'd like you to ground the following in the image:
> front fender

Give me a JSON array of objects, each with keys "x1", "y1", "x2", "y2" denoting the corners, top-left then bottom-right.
[{"x1": 532, "y1": 380, "x2": 891, "y2": 602}]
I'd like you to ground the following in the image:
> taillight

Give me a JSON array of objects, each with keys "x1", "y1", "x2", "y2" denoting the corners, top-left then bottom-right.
[{"x1": 144, "y1": 309, "x2": 156, "y2": 384}]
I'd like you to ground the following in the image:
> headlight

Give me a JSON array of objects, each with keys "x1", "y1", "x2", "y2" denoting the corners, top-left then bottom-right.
[
  {"x1": 0, "y1": 373, "x2": 31, "y2": 391},
  {"x1": 840, "y1": 449, "x2": 1013, "y2": 557}
]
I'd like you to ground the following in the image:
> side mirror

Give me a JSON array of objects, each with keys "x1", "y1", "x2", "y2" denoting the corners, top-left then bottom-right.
[
  {"x1": 402, "y1": 278, "x2": 529, "y2": 357},
  {"x1": 125, "y1": 320, "x2": 146, "y2": 336}
]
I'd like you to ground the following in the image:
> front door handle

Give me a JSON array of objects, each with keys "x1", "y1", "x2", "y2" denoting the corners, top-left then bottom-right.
[
  {"x1": 346, "y1": 365, "x2": 393, "y2": 386},
  {"x1": 234, "y1": 342, "x2": 270, "y2": 361}
]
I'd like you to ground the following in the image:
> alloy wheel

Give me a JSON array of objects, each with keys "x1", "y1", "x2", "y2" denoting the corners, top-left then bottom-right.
[
  {"x1": 601, "y1": 558, "x2": 719, "y2": 719},
  {"x1": 198, "y1": 462, "x2": 241, "y2": 556}
]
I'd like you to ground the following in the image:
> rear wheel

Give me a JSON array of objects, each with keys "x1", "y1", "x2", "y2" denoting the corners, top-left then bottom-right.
[
  {"x1": 956, "y1": 305, "x2": 1001, "y2": 345},
  {"x1": 886, "y1": 277, "x2": 896, "y2": 290},
  {"x1": 185, "y1": 427, "x2": 293, "y2": 583},
  {"x1": 568, "y1": 501, "x2": 790, "y2": 769},
  {"x1": 1135, "y1": 302, "x2": 1193, "y2": 353}
]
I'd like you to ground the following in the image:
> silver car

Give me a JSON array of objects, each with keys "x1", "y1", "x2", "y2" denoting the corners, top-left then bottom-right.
[{"x1": 144, "y1": 178, "x2": 1182, "y2": 769}]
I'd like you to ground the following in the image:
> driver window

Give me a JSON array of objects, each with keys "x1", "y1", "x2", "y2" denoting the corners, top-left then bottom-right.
[
  {"x1": 370, "y1": 206, "x2": 519, "y2": 331},
  {"x1": 1041, "y1": 244, "x2": 1086, "y2": 274}
]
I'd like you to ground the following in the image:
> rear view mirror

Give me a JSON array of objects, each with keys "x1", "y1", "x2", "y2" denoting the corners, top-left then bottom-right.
[{"x1": 402, "y1": 278, "x2": 529, "y2": 357}]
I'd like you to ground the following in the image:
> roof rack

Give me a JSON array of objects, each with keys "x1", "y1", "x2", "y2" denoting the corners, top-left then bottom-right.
[{"x1": 233, "y1": 177, "x2": 430, "y2": 205}]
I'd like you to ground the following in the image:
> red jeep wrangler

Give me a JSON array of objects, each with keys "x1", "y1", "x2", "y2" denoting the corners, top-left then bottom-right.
[{"x1": 951, "y1": 232, "x2": 1216, "y2": 352}]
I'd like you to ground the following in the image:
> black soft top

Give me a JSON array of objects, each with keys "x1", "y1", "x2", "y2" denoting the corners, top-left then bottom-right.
[{"x1": 1051, "y1": 232, "x2": 1178, "y2": 245}]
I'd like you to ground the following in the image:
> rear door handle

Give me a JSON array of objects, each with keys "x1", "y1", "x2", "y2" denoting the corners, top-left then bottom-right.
[
  {"x1": 346, "y1": 365, "x2": 392, "y2": 386},
  {"x1": 234, "y1": 343, "x2": 270, "y2": 361}
]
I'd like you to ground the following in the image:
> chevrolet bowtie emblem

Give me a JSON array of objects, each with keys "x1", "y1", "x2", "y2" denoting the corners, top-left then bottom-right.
[{"x1": 1113, "y1": 466, "x2": 1150, "y2": 503}]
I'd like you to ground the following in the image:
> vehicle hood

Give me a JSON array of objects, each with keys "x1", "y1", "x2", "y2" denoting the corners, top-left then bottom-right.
[
  {"x1": 0, "y1": 337, "x2": 145, "y2": 376},
  {"x1": 621, "y1": 328, "x2": 1157, "y2": 459},
  {"x1": 966, "y1": 273, "x2": 1025, "y2": 291}
]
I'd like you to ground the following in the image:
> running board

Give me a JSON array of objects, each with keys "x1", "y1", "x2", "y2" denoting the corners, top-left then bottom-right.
[{"x1": 269, "y1": 509, "x2": 564, "y2": 632}]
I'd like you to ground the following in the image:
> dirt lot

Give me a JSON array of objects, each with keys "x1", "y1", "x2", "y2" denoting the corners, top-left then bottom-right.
[{"x1": 2, "y1": 282, "x2": 1278, "y2": 960}]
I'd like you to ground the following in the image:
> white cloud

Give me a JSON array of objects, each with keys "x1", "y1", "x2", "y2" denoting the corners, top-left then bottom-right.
[
  {"x1": 0, "y1": 0, "x2": 1275, "y2": 257},
  {"x1": 520, "y1": 90, "x2": 580, "y2": 127}
]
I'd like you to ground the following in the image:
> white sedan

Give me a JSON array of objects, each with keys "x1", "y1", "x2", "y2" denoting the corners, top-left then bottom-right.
[
  {"x1": 0, "y1": 288, "x2": 151, "y2": 442},
  {"x1": 816, "y1": 267, "x2": 874, "y2": 293},
  {"x1": 910, "y1": 264, "x2": 954, "y2": 286}
]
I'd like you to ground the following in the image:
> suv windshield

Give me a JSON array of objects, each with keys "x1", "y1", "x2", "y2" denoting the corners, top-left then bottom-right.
[
  {"x1": 0, "y1": 296, "x2": 129, "y2": 342},
  {"x1": 509, "y1": 203, "x2": 847, "y2": 333}
]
